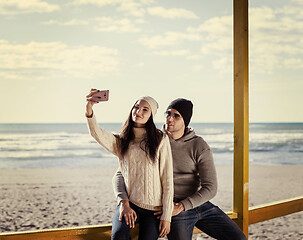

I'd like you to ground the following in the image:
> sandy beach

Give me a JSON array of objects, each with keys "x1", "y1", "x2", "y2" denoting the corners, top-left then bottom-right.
[{"x1": 0, "y1": 165, "x2": 302, "y2": 239}]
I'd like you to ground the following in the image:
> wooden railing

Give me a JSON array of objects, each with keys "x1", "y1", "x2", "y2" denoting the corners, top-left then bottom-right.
[
  {"x1": 0, "y1": 213, "x2": 237, "y2": 240},
  {"x1": 1, "y1": 202, "x2": 302, "y2": 240},
  {"x1": 248, "y1": 196, "x2": 303, "y2": 225}
]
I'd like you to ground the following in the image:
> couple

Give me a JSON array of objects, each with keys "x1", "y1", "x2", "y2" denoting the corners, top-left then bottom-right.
[{"x1": 86, "y1": 89, "x2": 247, "y2": 240}]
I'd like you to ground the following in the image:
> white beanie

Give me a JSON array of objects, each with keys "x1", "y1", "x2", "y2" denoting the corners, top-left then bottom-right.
[{"x1": 137, "y1": 96, "x2": 159, "y2": 118}]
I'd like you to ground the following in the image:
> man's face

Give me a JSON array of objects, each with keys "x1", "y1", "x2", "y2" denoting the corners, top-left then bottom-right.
[{"x1": 165, "y1": 108, "x2": 185, "y2": 134}]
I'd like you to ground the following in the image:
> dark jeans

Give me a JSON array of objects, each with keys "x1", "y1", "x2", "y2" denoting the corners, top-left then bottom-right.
[
  {"x1": 167, "y1": 201, "x2": 247, "y2": 240},
  {"x1": 111, "y1": 202, "x2": 160, "y2": 240}
]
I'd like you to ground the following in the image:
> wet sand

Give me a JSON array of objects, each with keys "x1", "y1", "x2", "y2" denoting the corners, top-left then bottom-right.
[{"x1": 0, "y1": 165, "x2": 302, "y2": 239}]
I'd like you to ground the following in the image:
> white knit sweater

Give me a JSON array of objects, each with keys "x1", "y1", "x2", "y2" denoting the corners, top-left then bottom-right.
[{"x1": 87, "y1": 114, "x2": 174, "y2": 222}]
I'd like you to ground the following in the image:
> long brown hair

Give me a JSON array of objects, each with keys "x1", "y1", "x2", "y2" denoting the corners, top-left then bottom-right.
[{"x1": 118, "y1": 106, "x2": 163, "y2": 163}]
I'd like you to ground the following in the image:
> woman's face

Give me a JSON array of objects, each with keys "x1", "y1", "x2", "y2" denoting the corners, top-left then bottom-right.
[{"x1": 131, "y1": 100, "x2": 152, "y2": 127}]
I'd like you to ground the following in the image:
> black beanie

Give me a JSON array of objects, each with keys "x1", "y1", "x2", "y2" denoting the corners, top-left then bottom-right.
[{"x1": 167, "y1": 98, "x2": 193, "y2": 127}]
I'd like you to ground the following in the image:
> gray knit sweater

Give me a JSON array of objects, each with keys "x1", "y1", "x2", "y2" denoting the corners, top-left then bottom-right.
[{"x1": 113, "y1": 127, "x2": 217, "y2": 211}]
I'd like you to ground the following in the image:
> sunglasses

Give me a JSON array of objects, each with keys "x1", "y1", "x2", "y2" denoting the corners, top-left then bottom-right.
[{"x1": 165, "y1": 111, "x2": 181, "y2": 119}]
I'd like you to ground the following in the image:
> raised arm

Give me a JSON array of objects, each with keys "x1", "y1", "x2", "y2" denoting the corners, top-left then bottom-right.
[{"x1": 86, "y1": 88, "x2": 120, "y2": 157}]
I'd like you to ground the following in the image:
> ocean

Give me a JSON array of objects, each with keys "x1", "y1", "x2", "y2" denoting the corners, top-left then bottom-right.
[{"x1": 0, "y1": 122, "x2": 302, "y2": 169}]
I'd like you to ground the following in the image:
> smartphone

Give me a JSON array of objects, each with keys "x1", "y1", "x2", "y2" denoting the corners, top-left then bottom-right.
[{"x1": 93, "y1": 90, "x2": 109, "y2": 101}]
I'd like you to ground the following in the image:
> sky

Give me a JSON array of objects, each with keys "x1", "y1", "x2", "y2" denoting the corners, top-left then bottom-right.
[{"x1": 0, "y1": 0, "x2": 302, "y2": 123}]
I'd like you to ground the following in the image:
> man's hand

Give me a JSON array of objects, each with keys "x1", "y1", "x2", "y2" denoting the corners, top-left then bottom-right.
[
  {"x1": 159, "y1": 220, "x2": 170, "y2": 237},
  {"x1": 172, "y1": 202, "x2": 184, "y2": 216},
  {"x1": 154, "y1": 202, "x2": 185, "y2": 219},
  {"x1": 153, "y1": 206, "x2": 163, "y2": 218},
  {"x1": 119, "y1": 200, "x2": 137, "y2": 228}
]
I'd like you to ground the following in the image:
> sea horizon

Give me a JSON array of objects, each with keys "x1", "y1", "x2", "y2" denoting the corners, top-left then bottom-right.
[{"x1": 1, "y1": 122, "x2": 302, "y2": 169}]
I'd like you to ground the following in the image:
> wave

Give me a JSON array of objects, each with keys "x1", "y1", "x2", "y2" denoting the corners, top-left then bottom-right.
[
  {"x1": 2, "y1": 135, "x2": 302, "y2": 155},
  {"x1": 0, "y1": 150, "x2": 109, "y2": 160},
  {"x1": 1, "y1": 123, "x2": 303, "y2": 168}
]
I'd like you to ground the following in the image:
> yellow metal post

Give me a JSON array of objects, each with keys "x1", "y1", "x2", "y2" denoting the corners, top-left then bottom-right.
[{"x1": 233, "y1": 0, "x2": 249, "y2": 237}]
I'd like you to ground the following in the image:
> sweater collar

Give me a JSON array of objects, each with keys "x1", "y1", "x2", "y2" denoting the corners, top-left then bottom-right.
[{"x1": 133, "y1": 127, "x2": 146, "y2": 142}]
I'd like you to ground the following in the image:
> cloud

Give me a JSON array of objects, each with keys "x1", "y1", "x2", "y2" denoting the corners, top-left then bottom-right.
[
  {"x1": 151, "y1": 49, "x2": 190, "y2": 56},
  {"x1": 185, "y1": 4, "x2": 303, "y2": 74},
  {"x1": 147, "y1": 6, "x2": 199, "y2": 19},
  {"x1": 43, "y1": 17, "x2": 141, "y2": 32},
  {"x1": 134, "y1": 62, "x2": 144, "y2": 67},
  {"x1": 186, "y1": 55, "x2": 202, "y2": 60},
  {"x1": 187, "y1": 15, "x2": 232, "y2": 56},
  {"x1": 71, "y1": 0, "x2": 147, "y2": 17},
  {"x1": 134, "y1": 18, "x2": 146, "y2": 24},
  {"x1": 117, "y1": 1, "x2": 145, "y2": 17},
  {"x1": 251, "y1": 6, "x2": 303, "y2": 39},
  {"x1": 43, "y1": 19, "x2": 89, "y2": 26},
  {"x1": 70, "y1": 0, "x2": 121, "y2": 7},
  {"x1": 212, "y1": 57, "x2": 232, "y2": 74},
  {"x1": 0, "y1": 40, "x2": 120, "y2": 80},
  {"x1": 0, "y1": 0, "x2": 60, "y2": 15},
  {"x1": 138, "y1": 32, "x2": 201, "y2": 49},
  {"x1": 192, "y1": 64, "x2": 204, "y2": 71},
  {"x1": 283, "y1": 58, "x2": 303, "y2": 69},
  {"x1": 290, "y1": 0, "x2": 303, "y2": 6},
  {"x1": 188, "y1": 15, "x2": 232, "y2": 36},
  {"x1": 139, "y1": 0, "x2": 154, "y2": 4},
  {"x1": 249, "y1": 6, "x2": 303, "y2": 73},
  {"x1": 94, "y1": 17, "x2": 141, "y2": 32}
]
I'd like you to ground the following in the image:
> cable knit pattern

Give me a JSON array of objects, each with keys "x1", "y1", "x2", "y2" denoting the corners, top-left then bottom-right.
[{"x1": 87, "y1": 114, "x2": 174, "y2": 222}]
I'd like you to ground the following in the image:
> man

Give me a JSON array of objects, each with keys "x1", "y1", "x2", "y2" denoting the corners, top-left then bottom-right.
[{"x1": 113, "y1": 98, "x2": 247, "y2": 240}]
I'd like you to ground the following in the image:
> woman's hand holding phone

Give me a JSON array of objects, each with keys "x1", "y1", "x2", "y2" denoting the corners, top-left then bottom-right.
[{"x1": 86, "y1": 88, "x2": 109, "y2": 117}]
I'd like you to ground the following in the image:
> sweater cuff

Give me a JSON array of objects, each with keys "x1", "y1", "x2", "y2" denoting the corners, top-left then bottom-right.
[
  {"x1": 86, "y1": 114, "x2": 98, "y2": 127},
  {"x1": 86, "y1": 113, "x2": 96, "y2": 122},
  {"x1": 116, "y1": 193, "x2": 129, "y2": 205},
  {"x1": 86, "y1": 111, "x2": 94, "y2": 118},
  {"x1": 180, "y1": 198, "x2": 193, "y2": 211},
  {"x1": 160, "y1": 212, "x2": 172, "y2": 222}
]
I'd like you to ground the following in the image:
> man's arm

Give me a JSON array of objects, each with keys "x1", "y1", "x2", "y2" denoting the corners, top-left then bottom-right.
[
  {"x1": 112, "y1": 168, "x2": 129, "y2": 204},
  {"x1": 181, "y1": 146, "x2": 218, "y2": 211},
  {"x1": 112, "y1": 168, "x2": 138, "y2": 228}
]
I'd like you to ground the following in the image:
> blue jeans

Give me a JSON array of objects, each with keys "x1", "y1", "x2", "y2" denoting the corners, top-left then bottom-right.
[
  {"x1": 167, "y1": 201, "x2": 247, "y2": 240},
  {"x1": 111, "y1": 202, "x2": 160, "y2": 240}
]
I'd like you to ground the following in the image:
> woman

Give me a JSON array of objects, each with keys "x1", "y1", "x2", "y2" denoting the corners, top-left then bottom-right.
[{"x1": 85, "y1": 89, "x2": 174, "y2": 240}]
